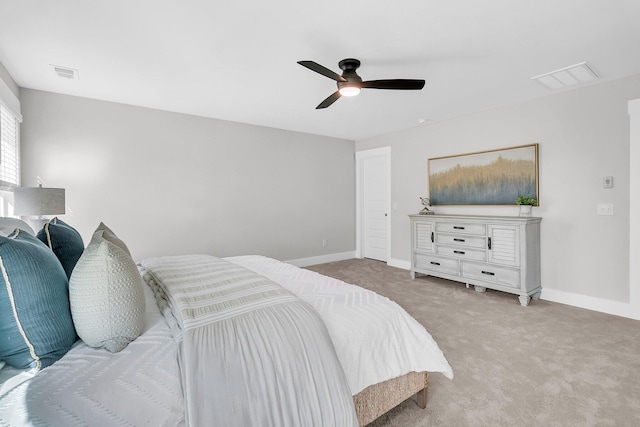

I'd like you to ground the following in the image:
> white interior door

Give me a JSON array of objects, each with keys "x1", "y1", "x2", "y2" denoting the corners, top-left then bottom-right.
[{"x1": 357, "y1": 148, "x2": 390, "y2": 262}]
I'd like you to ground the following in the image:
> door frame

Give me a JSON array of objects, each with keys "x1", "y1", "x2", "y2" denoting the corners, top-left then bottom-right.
[
  {"x1": 355, "y1": 146, "x2": 391, "y2": 261},
  {"x1": 628, "y1": 99, "x2": 640, "y2": 319}
]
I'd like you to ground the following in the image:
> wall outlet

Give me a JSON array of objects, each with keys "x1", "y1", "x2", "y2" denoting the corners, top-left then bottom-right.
[
  {"x1": 322, "y1": 238, "x2": 327, "y2": 247},
  {"x1": 603, "y1": 176, "x2": 614, "y2": 188},
  {"x1": 597, "y1": 203, "x2": 614, "y2": 215}
]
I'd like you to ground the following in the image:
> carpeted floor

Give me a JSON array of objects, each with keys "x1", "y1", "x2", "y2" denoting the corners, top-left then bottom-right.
[{"x1": 306, "y1": 258, "x2": 640, "y2": 427}]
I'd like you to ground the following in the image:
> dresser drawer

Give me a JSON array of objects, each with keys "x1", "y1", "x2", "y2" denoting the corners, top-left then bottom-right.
[
  {"x1": 462, "y1": 262, "x2": 520, "y2": 289},
  {"x1": 415, "y1": 253, "x2": 459, "y2": 276},
  {"x1": 436, "y1": 234, "x2": 486, "y2": 249},
  {"x1": 437, "y1": 245, "x2": 486, "y2": 262},
  {"x1": 436, "y1": 222, "x2": 486, "y2": 236}
]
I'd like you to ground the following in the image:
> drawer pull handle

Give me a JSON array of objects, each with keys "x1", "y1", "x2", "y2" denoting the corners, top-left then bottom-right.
[
  {"x1": 488, "y1": 237, "x2": 492, "y2": 250},
  {"x1": 454, "y1": 250, "x2": 465, "y2": 255},
  {"x1": 431, "y1": 231, "x2": 434, "y2": 243},
  {"x1": 454, "y1": 238, "x2": 465, "y2": 242},
  {"x1": 453, "y1": 226, "x2": 465, "y2": 230},
  {"x1": 430, "y1": 261, "x2": 441, "y2": 266},
  {"x1": 481, "y1": 271, "x2": 495, "y2": 276}
]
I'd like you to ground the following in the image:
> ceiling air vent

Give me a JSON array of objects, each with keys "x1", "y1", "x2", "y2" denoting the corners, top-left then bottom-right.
[
  {"x1": 531, "y1": 62, "x2": 598, "y2": 90},
  {"x1": 51, "y1": 65, "x2": 79, "y2": 80}
]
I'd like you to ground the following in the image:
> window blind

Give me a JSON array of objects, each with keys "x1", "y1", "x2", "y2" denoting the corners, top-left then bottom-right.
[{"x1": 0, "y1": 103, "x2": 20, "y2": 188}]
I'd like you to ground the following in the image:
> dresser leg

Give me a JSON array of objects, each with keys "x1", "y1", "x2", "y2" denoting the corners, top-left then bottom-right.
[
  {"x1": 518, "y1": 295, "x2": 531, "y2": 306},
  {"x1": 474, "y1": 285, "x2": 486, "y2": 293},
  {"x1": 410, "y1": 271, "x2": 416, "y2": 279}
]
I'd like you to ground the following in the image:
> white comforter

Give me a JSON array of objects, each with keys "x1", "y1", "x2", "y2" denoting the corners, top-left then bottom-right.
[
  {"x1": 139, "y1": 255, "x2": 358, "y2": 427},
  {"x1": 225, "y1": 255, "x2": 454, "y2": 394}
]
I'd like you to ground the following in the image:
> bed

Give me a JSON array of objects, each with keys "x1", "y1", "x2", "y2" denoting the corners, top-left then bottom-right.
[{"x1": 0, "y1": 219, "x2": 452, "y2": 426}]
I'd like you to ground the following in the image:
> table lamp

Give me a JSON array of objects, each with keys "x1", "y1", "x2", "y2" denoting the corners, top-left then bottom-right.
[{"x1": 13, "y1": 184, "x2": 65, "y2": 231}]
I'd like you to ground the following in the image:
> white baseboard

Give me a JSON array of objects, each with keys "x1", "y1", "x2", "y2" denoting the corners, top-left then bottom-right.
[
  {"x1": 541, "y1": 288, "x2": 639, "y2": 320},
  {"x1": 286, "y1": 251, "x2": 356, "y2": 268},
  {"x1": 388, "y1": 257, "x2": 411, "y2": 270},
  {"x1": 387, "y1": 258, "x2": 639, "y2": 320},
  {"x1": 289, "y1": 253, "x2": 638, "y2": 320}
]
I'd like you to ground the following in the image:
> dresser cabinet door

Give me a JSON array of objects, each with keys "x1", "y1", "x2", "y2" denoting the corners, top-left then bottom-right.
[
  {"x1": 487, "y1": 225, "x2": 520, "y2": 267},
  {"x1": 414, "y1": 220, "x2": 435, "y2": 254}
]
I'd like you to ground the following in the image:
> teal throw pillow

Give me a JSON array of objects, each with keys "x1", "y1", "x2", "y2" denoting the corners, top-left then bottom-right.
[
  {"x1": 0, "y1": 230, "x2": 76, "y2": 370},
  {"x1": 37, "y1": 218, "x2": 84, "y2": 279}
]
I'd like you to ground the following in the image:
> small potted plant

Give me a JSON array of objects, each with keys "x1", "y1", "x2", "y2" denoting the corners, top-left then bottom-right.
[{"x1": 516, "y1": 195, "x2": 537, "y2": 217}]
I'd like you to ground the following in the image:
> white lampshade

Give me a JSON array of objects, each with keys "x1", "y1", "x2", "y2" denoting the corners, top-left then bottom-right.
[{"x1": 14, "y1": 185, "x2": 65, "y2": 216}]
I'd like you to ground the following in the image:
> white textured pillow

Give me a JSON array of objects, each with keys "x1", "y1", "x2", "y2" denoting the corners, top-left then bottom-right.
[
  {"x1": 95, "y1": 222, "x2": 131, "y2": 256},
  {"x1": 69, "y1": 227, "x2": 145, "y2": 352}
]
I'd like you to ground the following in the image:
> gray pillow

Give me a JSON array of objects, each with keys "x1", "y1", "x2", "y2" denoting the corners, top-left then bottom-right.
[
  {"x1": 0, "y1": 218, "x2": 34, "y2": 237},
  {"x1": 69, "y1": 226, "x2": 145, "y2": 352}
]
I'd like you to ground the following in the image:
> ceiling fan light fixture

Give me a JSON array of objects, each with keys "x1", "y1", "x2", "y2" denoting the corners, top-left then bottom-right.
[
  {"x1": 298, "y1": 58, "x2": 425, "y2": 108},
  {"x1": 338, "y1": 85, "x2": 361, "y2": 97}
]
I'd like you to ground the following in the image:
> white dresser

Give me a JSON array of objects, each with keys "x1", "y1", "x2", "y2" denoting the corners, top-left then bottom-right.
[{"x1": 409, "y1": 214, "x2": 542, "y2": 306}]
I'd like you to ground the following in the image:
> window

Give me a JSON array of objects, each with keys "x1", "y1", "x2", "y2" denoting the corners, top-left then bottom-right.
[{"x1": 0, "y1": 103, "x2": 20, "y2": 188}]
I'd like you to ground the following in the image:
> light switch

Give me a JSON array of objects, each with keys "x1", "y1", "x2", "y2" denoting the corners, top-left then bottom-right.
[{"x1": 597, "y1": 203, "x2": 614, "y2": 215}]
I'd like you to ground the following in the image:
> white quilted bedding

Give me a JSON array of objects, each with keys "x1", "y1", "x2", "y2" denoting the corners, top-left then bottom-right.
[
  {"x1": 225, "y1": 255, "x2": 454, "y2": 394},
  {"x1": 0, "y1": 284, "x2": 184, "y2": 427},
  {"x1": 0, "y1": 255, "x2": 453, "y2": 426}
]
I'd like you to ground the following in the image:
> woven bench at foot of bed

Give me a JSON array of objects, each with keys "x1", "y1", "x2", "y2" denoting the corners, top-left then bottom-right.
[{"x1": 353, "y1": 371, "x2": 428, "y2": 426}]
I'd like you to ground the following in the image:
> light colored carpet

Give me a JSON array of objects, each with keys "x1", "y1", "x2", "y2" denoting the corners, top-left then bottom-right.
[{"x1": 306, "y1": 258, "x2": 640, "y2": 427}]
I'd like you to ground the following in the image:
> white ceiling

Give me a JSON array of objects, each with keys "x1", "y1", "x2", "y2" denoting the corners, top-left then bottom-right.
[{"x1": 1, "y1": 1, "x2": 639, "y2": 141}]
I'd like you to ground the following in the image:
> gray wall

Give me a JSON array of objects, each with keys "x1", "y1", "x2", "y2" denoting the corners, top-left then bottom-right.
[
  {"x1": 20, "y1": 89, "x2": 356, "y2": 262},
  {"x1": 14, "y1": 71, "x2": 639, "y2": 311},
  {"x1": 356, "y1": 75, "x2": 640, "y2": 304}
]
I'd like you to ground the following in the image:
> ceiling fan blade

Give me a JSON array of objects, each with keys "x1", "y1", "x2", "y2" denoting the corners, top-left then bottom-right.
[
  {"x1": 316, "y1": 91, "x2": 341, "y2": 109},
  {"x1": 298, "y1": 61, "x2": 346, "y2": 82},
  {"x1": 361, "y1": 79, "x2": 425, "y2": 90}
]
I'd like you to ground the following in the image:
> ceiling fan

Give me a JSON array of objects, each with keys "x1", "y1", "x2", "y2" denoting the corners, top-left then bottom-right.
[{"x1": 297, "y1": 58, "x2": 425, "y2": 109}]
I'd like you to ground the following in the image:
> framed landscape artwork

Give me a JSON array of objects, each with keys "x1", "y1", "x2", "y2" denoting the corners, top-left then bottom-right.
[{"x1": 428, "y1": 143, "x2": 539, "y2": 205}]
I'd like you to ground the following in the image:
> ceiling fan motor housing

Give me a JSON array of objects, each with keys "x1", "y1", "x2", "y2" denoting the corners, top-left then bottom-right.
[
  {"x1": 338, "y1": 58, "x2": 361, "y2": 72},
  {"x1": 338, "y1": 58, "x2": 363, "y2": 91}
]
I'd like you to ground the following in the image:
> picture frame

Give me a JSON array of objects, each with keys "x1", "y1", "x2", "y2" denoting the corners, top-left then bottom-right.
[{"x1": 428, "y1": 143, "x2": 539, "y2": 205}]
